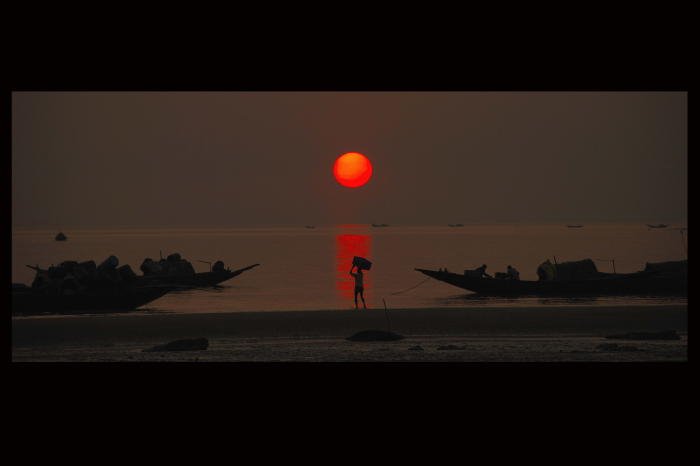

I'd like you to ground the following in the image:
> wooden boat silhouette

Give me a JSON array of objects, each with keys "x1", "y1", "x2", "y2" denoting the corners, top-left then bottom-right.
[
  {"x1": 12, "y1": 261, "x2": 260, "y2": 315},
  {"x1": 415, "y1": 260, "x2": 686, "y2": 296}
]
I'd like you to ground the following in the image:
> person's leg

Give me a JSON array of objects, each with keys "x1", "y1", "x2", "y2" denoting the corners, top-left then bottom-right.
[
  {"x1": 354, "y1": 288, "x2": 358, "y2": 309},
  {"x1": 360, "y1": 289, "x2": 366, "y2": 309}
]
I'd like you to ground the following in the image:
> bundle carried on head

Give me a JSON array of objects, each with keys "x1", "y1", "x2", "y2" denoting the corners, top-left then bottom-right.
[{"x1": 353, "y1": 256, "x2": 372, "y2": 271}]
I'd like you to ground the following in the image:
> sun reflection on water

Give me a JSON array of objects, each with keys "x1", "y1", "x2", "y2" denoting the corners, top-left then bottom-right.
[{"x1": 335, "y1": 227, "x2": 372, "y2": 303}]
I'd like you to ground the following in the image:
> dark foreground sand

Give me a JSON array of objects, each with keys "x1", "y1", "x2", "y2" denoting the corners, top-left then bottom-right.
[{"x1": 12, "y1": 305, "x2": 687, "y2": 362}]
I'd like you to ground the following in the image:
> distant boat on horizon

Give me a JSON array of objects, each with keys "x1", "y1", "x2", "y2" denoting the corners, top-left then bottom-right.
[
  {"x1": 304, "y1": 225, "x2": 316, "y2": 229},
  {"x1": 371, "y1": 223, "x2": 390, "y2": 227},
  {"x1": 566, "y1": 224, "x2": 584, "y2": 228},
  {"x1": 448, "y1": 224, "x2": 464, "y2": 227},
  {"x1": 647, "y1": 224, "x2": 669, "y2": 229},
  {"x1": 55, "y1": 232, "x2": 67, "y2": 241}
]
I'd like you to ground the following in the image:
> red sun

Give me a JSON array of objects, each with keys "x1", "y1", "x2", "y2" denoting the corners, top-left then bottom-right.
[{"x1": 333, "y1": 152, "x2": 373, "y2": 188}]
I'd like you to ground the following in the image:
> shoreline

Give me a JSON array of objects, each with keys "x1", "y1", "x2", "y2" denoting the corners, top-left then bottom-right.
[
  {"x1": 12, "y1": 300, "x2": 688, "y2": 318},
  {"x1": 13, "y1": 305, "x2": 687, "y2": 357}
]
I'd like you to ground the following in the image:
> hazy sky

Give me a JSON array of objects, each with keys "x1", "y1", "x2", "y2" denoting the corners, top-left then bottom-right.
[{"x1": 12, "y1": 92, "x2": 687, "y2": 228}]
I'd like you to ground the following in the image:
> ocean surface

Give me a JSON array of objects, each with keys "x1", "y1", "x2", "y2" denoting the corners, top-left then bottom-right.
[{"x1": 11, "y1": 224, "x2": 688, "y2": 314}]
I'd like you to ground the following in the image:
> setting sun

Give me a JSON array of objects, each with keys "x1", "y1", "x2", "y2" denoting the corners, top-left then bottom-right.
[{"x1": 333, "y1": 152, "x2": 373, "y2": 188}]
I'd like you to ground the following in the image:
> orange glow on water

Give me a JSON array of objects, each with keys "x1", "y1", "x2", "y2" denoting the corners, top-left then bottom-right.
[{"x1": 333, "y1": 152, "x2": 373, "y2": 188}]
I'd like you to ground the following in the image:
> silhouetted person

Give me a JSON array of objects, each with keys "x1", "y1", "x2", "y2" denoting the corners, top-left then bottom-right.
[
  {"x1": 350, "y1": 265, "x2": 367, "y2": 309},
  {"x1": 475, "y1": 264, "x2": 491, "y2": 278},
  {"x1": 507, "y1": 265, "x2": 520, "y2": 280}
]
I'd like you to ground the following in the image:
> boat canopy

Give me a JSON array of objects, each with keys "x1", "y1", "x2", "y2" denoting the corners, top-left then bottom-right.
[
  {"x1": 644, "y1": 260, "x2": 687, "y2": 276},
  {"x1": 550, "y1": 259, "x2": 599, "y2": 281}
]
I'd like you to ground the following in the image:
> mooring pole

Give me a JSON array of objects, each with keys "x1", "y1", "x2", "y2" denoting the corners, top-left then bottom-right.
[
  {"x1": 681, "y1": 230, "x2": 688, "y2": 257},
  {"x1": 383, "y1": 298, "x2": 391, "y2": 333}
]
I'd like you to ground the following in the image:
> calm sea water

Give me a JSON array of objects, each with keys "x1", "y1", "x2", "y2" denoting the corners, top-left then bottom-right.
[{"x1": 11, "y1": 224, "x2": 687, "y2": 313}]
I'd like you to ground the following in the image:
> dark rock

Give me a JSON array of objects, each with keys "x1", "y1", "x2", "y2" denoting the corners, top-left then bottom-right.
[
  {"x1": 346, "y1": 330, "x2": 404, "y2": 342},
  {"x1": 143, "y1": 337, "x2": 209, "y2": 352},
  {"x1": 605, "y1": 330, "x2": 680, "y2": 341},
  {"x1": 437, "y1": 345, "x2": 466, "y2": 351}
]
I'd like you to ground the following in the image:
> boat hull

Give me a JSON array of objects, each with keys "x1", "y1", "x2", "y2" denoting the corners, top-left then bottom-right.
[
  {"x1": 12, "y1": 264, "x2": 260, "y2": 315},
  {"x1": 415, "y1": 268, "x2": 687, "y2": 296},
  {"x1": 12, "y1": 285, "x2": 172, "y2": 316}
]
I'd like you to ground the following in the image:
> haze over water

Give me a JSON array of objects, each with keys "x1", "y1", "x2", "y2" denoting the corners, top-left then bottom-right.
[
  {"x1": 12, "y1": 223, "x2": 687, "y2": 314},
  {"x1": 12, "y1": 92, "x2": 687, "y2": 229}
]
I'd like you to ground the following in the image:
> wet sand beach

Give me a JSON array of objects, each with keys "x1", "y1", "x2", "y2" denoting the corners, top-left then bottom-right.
[{"x1": 12, "y1": 305, "x2": 687, "y2": 362}]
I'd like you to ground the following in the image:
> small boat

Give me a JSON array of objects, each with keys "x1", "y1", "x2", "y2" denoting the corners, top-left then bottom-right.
[
  {"x1": 13, "y1": 257, "x2": 261, "y2": 315},
  {"x1": 371, "y1": 223, "x2": 390, "y2": 227},
  {"x1": 55, "y1": 232, "x2": 67, "y2": 241},
  {"x1": 566, "y1": 225, "x2": 584, "y2": 228},
  {"x1": 12, "y1": 283, "x2": 172, "y2": 316},
  {"x1": 415, "y1": 259, "x2": 687, "y2": 296},
  {"x1": 448, "y1": 224, "x2": 464, "y2": 227},
  {"x1": 304, "y1": 225, "x2": 316, "y2": 229},
  {"x1": 137, "y1": 253, "x2": 260, "y2": 289},
  {"x1": 647, "y1": 224, "x2": 669, "y2": 229}
]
